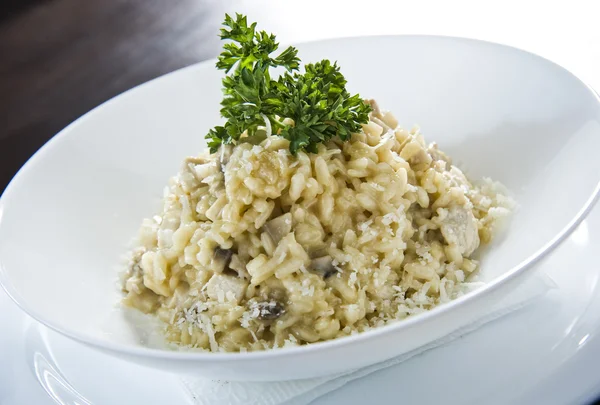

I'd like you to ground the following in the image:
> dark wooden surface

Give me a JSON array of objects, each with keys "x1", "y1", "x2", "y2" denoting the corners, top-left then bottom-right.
[
  {"x1": 0, "y1": 0, "x2": 230, "y2": 192},
  {"x1": 0, "y1": 2, "x2": 599, "y2": 405}
]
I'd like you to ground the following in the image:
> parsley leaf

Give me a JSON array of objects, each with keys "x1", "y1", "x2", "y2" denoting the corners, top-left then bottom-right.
[{"x1": 206, "y1": 13, "x2": 371, "y2": 154}]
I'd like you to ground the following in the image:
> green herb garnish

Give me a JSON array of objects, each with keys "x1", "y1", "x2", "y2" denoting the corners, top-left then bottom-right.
[{"x1": 206, "y1": 14, "x2": 371, "y2": 154}]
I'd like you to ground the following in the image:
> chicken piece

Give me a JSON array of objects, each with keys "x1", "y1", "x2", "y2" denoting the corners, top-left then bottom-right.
[
  {"x1": 211, "y1": 247, "x2": 234, "y2": 273},
  {"x1": 439, "y1": 205, "x2": 480, "y2": 256},
  {"x1": 366, "y1": 99, "x2": 399, "y2": 130},
  {"x1": 206, "y1": 273, "x2": 248, "y2": 302},
  {"x1": 366, "y1": 99, "x2": 383, "y2": 119}
]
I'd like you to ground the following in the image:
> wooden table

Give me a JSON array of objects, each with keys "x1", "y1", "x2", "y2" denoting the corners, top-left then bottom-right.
[{"x1": 0, "y1": 0, "x2": 229, "y2": 192}]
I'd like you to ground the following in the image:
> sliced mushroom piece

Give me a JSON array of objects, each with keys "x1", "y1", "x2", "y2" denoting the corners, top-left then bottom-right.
[
  {"x1": 270, "y1": 200, "x2": 283, "y2": 219},
  {"x1": 228, "y1": 254, "x2": 250, "y2": 279},
  {"x1": 250, "y1": 300, "x2": 286, "y2": 321},
  {"x1": 211, "y1": 247, "x2": 234, "y2": 273},
  {"x1": 309, "y1": 255, "x2": 337, "y2": 279},
  {"x1": 263, "y1": 213, "x2": 292, "y2": 245}
]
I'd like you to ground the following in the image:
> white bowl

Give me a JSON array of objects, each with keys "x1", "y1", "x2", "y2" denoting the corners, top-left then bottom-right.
[{"x1": 1, "y1": 36, "x2": 599, "y2": 381}]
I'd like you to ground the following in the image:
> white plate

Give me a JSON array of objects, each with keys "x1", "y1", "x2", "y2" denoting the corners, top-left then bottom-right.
[
  {"x1": 2, "y1": 205, "x2": 600, "y2": 405},
  {"x1": 2, "y1": 35, "x2": 600, "y2": 380}
]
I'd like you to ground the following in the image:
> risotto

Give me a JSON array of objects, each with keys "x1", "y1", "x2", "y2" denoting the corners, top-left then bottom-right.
[{"x1": 121, "y1": 99, "x2": 513, "y2": 352}]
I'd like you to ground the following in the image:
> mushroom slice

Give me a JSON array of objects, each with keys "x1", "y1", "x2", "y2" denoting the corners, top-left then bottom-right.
[
  {"x1": 309, "y1": 255, "x2": 337, "y2": 279},
  {"x1": 263, "y1": 213, "x2": 292, "y2": 245}
]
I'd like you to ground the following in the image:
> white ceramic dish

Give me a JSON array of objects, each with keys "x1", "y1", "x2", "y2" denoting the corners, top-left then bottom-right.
[
  {"x1": 1, "y1": 36, "x2": 600, "y2": 381},
  {"x1": 2, "y1": 207, "x2": 600, "y2": 405}
]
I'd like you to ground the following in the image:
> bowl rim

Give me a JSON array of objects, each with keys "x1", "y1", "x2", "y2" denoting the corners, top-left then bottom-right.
[{"x1": 1, "y1": 34, "x2": 600, "y2": 362}]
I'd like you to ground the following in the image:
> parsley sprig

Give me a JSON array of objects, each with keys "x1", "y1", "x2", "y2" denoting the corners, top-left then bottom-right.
[{"x1": 206, "y1": 14, "x2": 371, "y2": 154}]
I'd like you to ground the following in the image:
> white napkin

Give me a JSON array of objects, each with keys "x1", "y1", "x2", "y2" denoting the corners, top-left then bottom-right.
[{"x1": 181, "y1": 272, "x2": 555, "y2": 405}]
